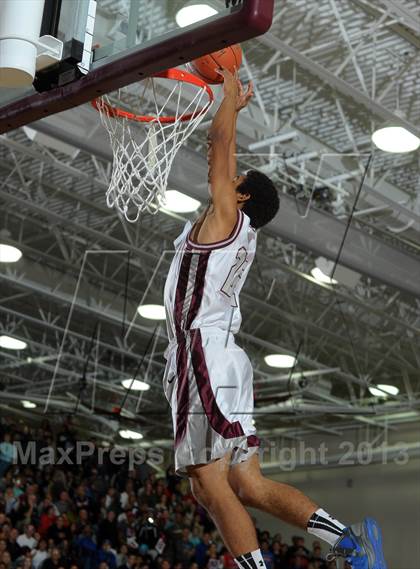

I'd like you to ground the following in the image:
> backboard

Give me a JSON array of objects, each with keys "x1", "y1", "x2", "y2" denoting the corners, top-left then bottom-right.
[{"x1": 0, "y1": 0, "x2": 274, "y2": 133}]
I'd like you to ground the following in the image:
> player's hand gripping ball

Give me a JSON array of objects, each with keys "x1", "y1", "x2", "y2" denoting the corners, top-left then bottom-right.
[{"x1": 187, "y1": 44, "x2": 242, "y2": 84}]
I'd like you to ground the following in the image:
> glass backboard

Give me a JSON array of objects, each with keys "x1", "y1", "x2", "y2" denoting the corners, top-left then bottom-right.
[{"x1": 0, "y1": 0, "x2": 274, "y2": 132}]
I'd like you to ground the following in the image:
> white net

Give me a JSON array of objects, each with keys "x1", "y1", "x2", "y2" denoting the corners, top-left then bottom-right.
[{"x1": 94, "y1": 71, "x2": 213, "y2": 222}]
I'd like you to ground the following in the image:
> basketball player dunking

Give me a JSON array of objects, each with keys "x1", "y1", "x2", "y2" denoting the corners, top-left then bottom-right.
[{"x1": 163, "y1": 69, "x2": 387, "y2": 569}]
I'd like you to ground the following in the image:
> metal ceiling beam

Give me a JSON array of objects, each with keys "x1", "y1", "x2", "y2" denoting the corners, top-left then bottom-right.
[
  {"x1": 0, "y1": 392, "x2": 119, "y2": 432},
  {"x1": 0, "y1": 304, "x2": 165, "y2": 373},
  {"x1": 3, "y1": 217, "x2": 406, "y2": 394},
  {"x1": 2, "y1": 152, "x2": 418, "y2": 343},
  {"x1": 3, "y1": 125, "x2": 420, "y2": 299},
  {"x1": 269, "y1": 192, "x2": 420, "y2": 299},
  {"x1": 0, "y1": 243, "x2": 386, "y2": 381},
  {"x1": 258, "y1": 34, "x2": 420, "y2": 139},
  {"x1": 0, "y1": 269, "x2": 161, "y2": 345},
  {"x1": 0, "y1": 350, "x2": 158, "y2": 418},
  {"x1": 377, "y1": 0, "x2": 420, "y2": 35},
  {"x1": 350, "y1": 0, "x2": 420, "y2": 48},
  {"x1": 239, "y1": 331, "x2": 368, "y2": 393},
  {"x1": 170, "y1": 146, "x2": 420, "y2": 299},
  {"x1": 0, "y1": 185, "x2": 159, "y2": 266},
  {"x1": 3, "y1": 192, "x2": 416, "y2": 391},
  {"x1": 27, "y1": 112, "x2": 420, "y2": 228}
]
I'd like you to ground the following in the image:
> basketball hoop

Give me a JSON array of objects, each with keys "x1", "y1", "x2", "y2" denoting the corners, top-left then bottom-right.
[{"x1": 92, "y1": 68, "x2": 214, "y2": 222}]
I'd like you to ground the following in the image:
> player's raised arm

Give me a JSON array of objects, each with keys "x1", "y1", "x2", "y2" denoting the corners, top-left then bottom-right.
[
  {"x1": 207, "y1": 69, "x2": 240, "y2": 224},
  {"x1": 227, "y1": 74, "x2": 253, "y2": 180}
]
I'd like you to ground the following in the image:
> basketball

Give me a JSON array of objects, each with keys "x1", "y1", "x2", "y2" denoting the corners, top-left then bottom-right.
[{"x1": 188, "y1": 44, "x2": 242, "y2": 84}]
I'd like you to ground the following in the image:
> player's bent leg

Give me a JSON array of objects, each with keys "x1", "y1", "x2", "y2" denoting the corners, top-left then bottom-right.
[
  {"x1": 187, "y1": 453, "x2": 276, "y2": 569},
  {"x1": 228, "y1": 454, "x2": 388, "y2": 569},
  {"x1": 187, "y1": 452, "x2": 259, "y2": 557},
  {"x1": 228, "y1": 453, "x2": 318, "y2": 529}
]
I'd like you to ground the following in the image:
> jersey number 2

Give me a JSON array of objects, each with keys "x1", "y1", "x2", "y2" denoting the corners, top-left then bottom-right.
[{"x1": 220, "y1": 247, "x2": 248, "y2": 303}]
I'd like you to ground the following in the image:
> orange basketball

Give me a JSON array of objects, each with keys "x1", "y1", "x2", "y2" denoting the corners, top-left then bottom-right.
[{"x1": 188, "y1": 44, "x2": 242, "y2": 84}]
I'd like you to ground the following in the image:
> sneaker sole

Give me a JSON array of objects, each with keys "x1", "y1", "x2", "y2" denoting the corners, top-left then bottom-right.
[{"x1": 361, "y1": 518, "x2": 387, "y2": 569}]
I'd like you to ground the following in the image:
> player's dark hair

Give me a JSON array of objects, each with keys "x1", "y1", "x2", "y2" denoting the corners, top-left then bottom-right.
[{"x1": 236, "y1": 170, "x2": 280, "y2": 229}]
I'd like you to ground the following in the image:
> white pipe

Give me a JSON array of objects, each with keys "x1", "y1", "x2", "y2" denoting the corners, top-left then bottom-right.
[
  {"x1": 0, "y1": 0, "x2": 45, "y2": 87},
  {"x1": 248, "y1": 131, "x2": 298, "y2": 151},
  {"x1": 255, "y1": 399, "x2": 376, "y2": 415},
  {"x1": 387, "y1": 219, "x2": 415, "y2": 234},
  {"x1": 255, "y1": 368, "x2": 339, "y2": 386},
  {"x1": 353, "y1": 199, "x2": 408, "y2": 218}
]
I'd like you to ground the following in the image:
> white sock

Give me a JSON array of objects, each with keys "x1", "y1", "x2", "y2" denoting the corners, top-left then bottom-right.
[
  {"x1": 307, "y1": 507, "x2": 346, "y2": 546},
  {"x1": 234, "y1": 549, "x2": 266, "y2": 569}
]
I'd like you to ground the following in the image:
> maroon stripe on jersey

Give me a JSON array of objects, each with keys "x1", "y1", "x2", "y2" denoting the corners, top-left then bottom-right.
[
  {"x1": 185, "y1": 251, "x2": 210, "y2": 330},
  {"x1": 174, "y1": 250, "x2": 192, "y2": 337},
  {"x1": 247, "y1": 434, "x2": 260, "y2": 447},
  {"x1": 173, "y1": 249, "x2": 193, "y2": 445},
  {"x1": 175, "y1": 249, "x2": 210, "y2": 445},
  {"x1": 189, "y1": 328, "x2": 245, "y2": 439},
  {"x1": 175, "y1": 338, "x2": 189, "y2": 448}
]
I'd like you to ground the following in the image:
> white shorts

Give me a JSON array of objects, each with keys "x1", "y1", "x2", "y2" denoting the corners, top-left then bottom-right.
[{"x1": 163, "y1": 327, "x2": 260, "y2": 476}]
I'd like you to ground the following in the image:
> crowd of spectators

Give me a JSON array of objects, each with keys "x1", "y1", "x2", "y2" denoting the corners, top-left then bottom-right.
[{"x1": 0, "y1": 418, "x2": 336, "y2": 569}]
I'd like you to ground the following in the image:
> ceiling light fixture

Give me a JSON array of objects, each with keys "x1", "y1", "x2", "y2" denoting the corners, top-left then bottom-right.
[
  {"x1": 311, "y1": 257, "x2": 338, "y2": 285},
  {"x1": 0, "y1": 243, "x2": 22, "y2": 263},
  {"x1": 264, "y1": 354, "x2": 297, "y2": 369},
  {"x1": 21, "y1": 400, "x2": 37, "y2": 409},
  {"x1": 119, "y1": 429, "x2": 143, "y2": 440},
  {"x1": 372, "y1": 100, "x2": 420, "y2": 153},
  {"x1": 0, "y1": 335, "x2": 27, "y2": 350},
  {"x1": 121, "y1": 379, "x2": 150, "y2": 391},
  {"x1": 162, "y1": 190, "x2": 201, "y2": 213},
  {"x1": 175, "y1": 3, "x2": 218, "y2": 28},
  {"x1": 368, "y1": 384, "x2": 399, "y2": 398},
  {"x1": 372, "y1": 125, "x2": 420, "y2": 153},
  {"x1": 137, "y1": 304, "x2": 166, "y2": 320},
  {"x1": 310, "y1": 267, "x2": 338, "y2": 285}
]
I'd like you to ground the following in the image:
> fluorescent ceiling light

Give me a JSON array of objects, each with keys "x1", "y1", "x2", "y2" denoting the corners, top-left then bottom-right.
[
  {"x1": 121, "y1": 379, "x2": 150, "y2": 391},
  {"x1": 119, "y1": 429, "x2": 143, "y2": 440},
  {"x1": 368, "y1": 384, "x2": 399, "y2": 398},
  {"x1": 21, "y1": 400, "x2": 37, "y2": 409},
  {"x1": 0, "y1": 335, "x2": 27, "y2": 350},
  {"x1": 175, "y1": 4, "x2": 218, "y2": 28},
  {"x1": 311, "y1": 267, "x2": 338, "y2": 285},
  {"x1": 137, "y1": 304, "x2": 166, "y2": 320},
  {"x1": 372, "y1": 126, "x2": 420, "y2": 153},
  {"x1": 162, "y1": 190, "x2": 200, "y2": 213},
  {"x1": 0, "y1": 244, "x2": 22, "y2": 263},
  {"x1": 264, "y1": 354, "x2": 296, "y2": 369}
]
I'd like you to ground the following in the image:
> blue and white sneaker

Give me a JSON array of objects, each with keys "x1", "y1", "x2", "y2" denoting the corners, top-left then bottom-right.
[{"x1": 326, "y1": 518, "x2": 387, "y2": 569}]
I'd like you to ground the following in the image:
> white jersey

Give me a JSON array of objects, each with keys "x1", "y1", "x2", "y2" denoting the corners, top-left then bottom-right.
[
  {"x1": 163, "y1": 209, "x2": 257, "y2": 342},
  {"x1": 162, "y1": 209, "x2": 259, "y2": 475}
]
